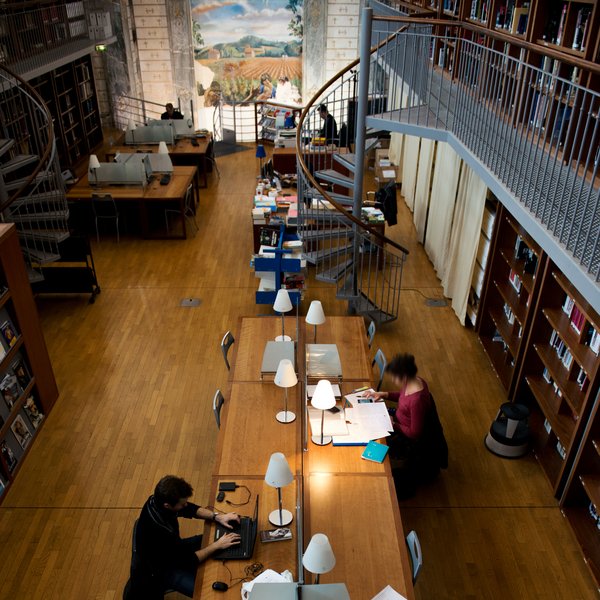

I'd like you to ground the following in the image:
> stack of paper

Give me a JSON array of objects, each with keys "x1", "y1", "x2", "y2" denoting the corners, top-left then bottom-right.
[{"x1": 308, "y1": 407, "x2": 349, "y2": 437}]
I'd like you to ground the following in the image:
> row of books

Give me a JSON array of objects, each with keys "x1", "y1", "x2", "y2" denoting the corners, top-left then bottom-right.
[
  {"x1": 543, "y1": 4, "x2": 591, "y2": 51},
  {"x1": 514, "y1": 235, "x2": 538, "y2": 274},
  {"x1": 543, "y1": 363, "x2": 589, "y2": 393},
  {"x1": 469, "y1": 0, "x2": 489, "y2": 22},
  {"x1": 561, "y1": 294, "x2": 600, "y2": 354},
  {"x1": 443, "y1": 0, "x2": 460, "y2": 14},
  {"x1": 508, "y1": 269, "x2": 522, "y2": 293},
  {"x1": 503, "y1": 302, "x2": 516, "y2": 326},
  {"x1": 550, "y1": 329, "x2": 574, "y2": 370},
  {"x1": 495, "y1": 1, "x2": 529, "y2": 35}
]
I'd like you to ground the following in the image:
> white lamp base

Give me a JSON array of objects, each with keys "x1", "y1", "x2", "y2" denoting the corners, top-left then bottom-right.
[
  {"x1": 311, "y1": 434, "x2": 333, "y2": 446},
  {"x1": 276, "y1": 410, "x2": 296, "y2": 423},
  {"x1": 268, "y1": 508, "x2": 293, "y2": 527},
  {"x1": 275, "y1": 335, "x2": 292, "y2": 342}
]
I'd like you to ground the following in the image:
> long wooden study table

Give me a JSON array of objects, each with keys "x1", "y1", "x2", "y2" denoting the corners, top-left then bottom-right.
[
  {"x1": 195, "y1": 316, "x2": 414, "y2": 599},
  {"x1": 66, "y1": 166, "x2": 197, "y2": 240}
]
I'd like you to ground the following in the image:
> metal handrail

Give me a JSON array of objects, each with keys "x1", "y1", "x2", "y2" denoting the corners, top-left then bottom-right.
[
  {"x1": 372, "y1": 14, "x2": 600, "y2": 75},
  {"x1": 295, "y1": 27, "x2": 411, "y2": 257},
  {"x1": 0, "y1": 61, "x2": 54, "y2": 213}
]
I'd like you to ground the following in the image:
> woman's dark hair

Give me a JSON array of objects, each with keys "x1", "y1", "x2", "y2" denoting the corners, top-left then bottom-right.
[
  {"x1": 154, "y1": 475, "x2": 193, "y2": 506},
  {"x1": 386, "y1": 353, "x2": 418, "y2": 379}
]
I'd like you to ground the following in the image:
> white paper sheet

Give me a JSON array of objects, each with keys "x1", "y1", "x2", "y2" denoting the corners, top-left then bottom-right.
[
  {"x1": 344, "y1": 388, "x2": 376, "y2": 407},
  {"x1": 371, "y1": 585, "x2": 408, "y2": 600},
  {"x1": 308, "y1": 407, "x2": 348, "y2": 436},
  {"x1": 354, "y1": 402, "x2": 394, "y2": 432},
  {"x1": 382, "y1": 169, "x2": 396, "y2": 178},
  {"x1": 332, "y1": 421, "x2": 390, "y2": 445}
]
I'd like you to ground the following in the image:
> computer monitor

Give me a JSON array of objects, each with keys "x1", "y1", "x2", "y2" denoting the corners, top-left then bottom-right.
[
  {"x1": 142, "y1": 155, "x2": 153, "y2": 183},
  {"x1": 249, "y1": 583, "x2": 351, "y2": 599}
]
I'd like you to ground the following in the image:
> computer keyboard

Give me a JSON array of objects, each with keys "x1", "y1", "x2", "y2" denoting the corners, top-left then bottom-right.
[{"x1": 214, "y1": 517, "x2": 252, "y2": 559}]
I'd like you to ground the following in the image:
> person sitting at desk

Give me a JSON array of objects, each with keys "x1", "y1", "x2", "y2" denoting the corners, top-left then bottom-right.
[
  {"x1": 123, "y1": 475, "x2": 240, "y2": 600},
  {"x1": 161, "y1": 103, "x2": 184, "y2": 120},
  {"x1": 368, "y1": 354, "x2": 448, "y2": 498},
  {"x1": 318, "y1": 104, "x2": 338, "y2": 145}
]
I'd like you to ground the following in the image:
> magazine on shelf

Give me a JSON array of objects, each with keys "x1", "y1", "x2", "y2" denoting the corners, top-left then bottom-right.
[
  {"x1": 0, "y1": 439, "x2": 17, "y2": 474},
  {"x1": 0, "y1": 319, "x2": 17, "y2": 349},
  {"x1": 23, "y1": 396, "x2": 44, "y2": 429},
  {"x1": 0, "y1": 373, "x2": 20, "y2": 409},
  {"x1": 10, "y1": 414, "x2": 32, "y2": 450},
  {"x1": 11, "y1": 358, "x2": 30, "y2": 391}
]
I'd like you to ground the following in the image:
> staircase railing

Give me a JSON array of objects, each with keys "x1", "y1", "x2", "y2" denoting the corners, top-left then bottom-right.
[
  {"x1": 296, "y1": 26, "x2": 410, "y2": 324},
  {"x1": 363, "y1": 12, "x2": 600, "y2": 291},
  {"x1": 0, "y1": 61, "x2": 69, "y2": 279}
]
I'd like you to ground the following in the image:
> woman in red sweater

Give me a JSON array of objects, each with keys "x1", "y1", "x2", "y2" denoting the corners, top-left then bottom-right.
[{"x1": 367, "y1": 353, "x2": 431, "y2": 441}]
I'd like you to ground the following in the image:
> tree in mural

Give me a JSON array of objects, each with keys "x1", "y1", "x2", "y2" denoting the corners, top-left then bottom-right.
[
  {"x1": 286, "y1": 0, "x2": 303, "y2": 40},
  {"x1": 192, "y1": 20, "x2": 204, "y2": 54}
]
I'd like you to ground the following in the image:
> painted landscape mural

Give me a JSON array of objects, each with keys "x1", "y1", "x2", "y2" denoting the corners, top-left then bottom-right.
[{"x1": 191, "y1": 0, "x2": 303, "y2": 105}]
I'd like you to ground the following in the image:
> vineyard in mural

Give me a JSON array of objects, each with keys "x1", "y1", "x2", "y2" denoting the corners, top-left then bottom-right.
[{"x1": 191, "y1": 0, "x2": 303, "y2": 104}]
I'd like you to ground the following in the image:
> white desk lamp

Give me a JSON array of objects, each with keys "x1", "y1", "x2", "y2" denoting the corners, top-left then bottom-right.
[
  {"x1": 158, "y1": 141, "x2": 169, "y2": 154},
  {"x1": 273, "y1": 288, "x2": 293, "y2": 342},
  {"x1": 306, "y1": 300, "x2": 326, "y2": 343},
  {"x1": 274, "y1": 358, "x2": 297, "y2": 423},
  {"x1": 265, "y1": 452, "x2": 294, "y2": 526},
  {"x1": 310, "y1": 379, "x2": 336, "y2": 446},
  {"x1": 88, "y1": 154, "x2": 100, "y2": 186},
  {"x1": 303, "y1": 533, "x2": 336, "y2": 584}
]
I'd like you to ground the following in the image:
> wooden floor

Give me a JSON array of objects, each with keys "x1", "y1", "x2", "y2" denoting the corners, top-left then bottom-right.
[{"x1": 0, "y1": 146, "x2": 597, "y2": 599}]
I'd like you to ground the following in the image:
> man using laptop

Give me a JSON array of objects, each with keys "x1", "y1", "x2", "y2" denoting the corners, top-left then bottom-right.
[{"x1": 123, "y1": 475, "x2": 240, "y2": 600}]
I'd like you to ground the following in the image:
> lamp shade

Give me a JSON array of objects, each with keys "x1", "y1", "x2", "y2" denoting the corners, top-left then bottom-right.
[
  {"x1": 273, "y1": 288, "x2": 293, "y2": 313},
  {"x1": 265, "y1": 452, "x2": 293, "y2": 488},
  {"x1": 127, "y1": 119, "x2": 136, "y2": 131},
  {"x1": 306, "y1": 300, "x2": 326, "y2": 326},
  {"x1": 303, "y1": 533, "x2": 336, "y2": 575},
  {"x1": 274, "y1": 359, "x2": 297, "y2": 388},
  {"x1": 255, "y1": 144, "x2": 267, "y2": 159},
  {"x1": 311, "y1": 380, "x2": 336, "y2": 411},
  {"x1": 158, "y1": 141, "x2": 169, "y2": 154},
  {"x1": 88, "y1": 154, "x2": 100, "y2": 170}
]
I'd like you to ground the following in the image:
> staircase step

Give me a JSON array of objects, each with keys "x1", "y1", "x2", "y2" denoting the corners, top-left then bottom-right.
[
  {"x1": 22, "y1": 246, "x2": 61, "y2": 264},
  {"x1": 352, "y1": 291, "x2": 397, "y2": 325},
  {"x1": 9, "y1": 209, "x2": 69, "y2": 222},
  {"x1": 305, "y1": 243, "x2": 354, "y2": 265},
  {"x1": 27, "y1": 267, "x2": 45, "y2": 284},
  {"x1": 302, "y1": 209, "x2": 354, "y2": 224},
  {"x1": 4, "y1": 171, "x2": 54, "y2": 192},
  {"x1": 315, "y1": 258, "x2": 354, "y2": 283},
  {"x1": 333, "y1": 153, "x2": 357, "y2": 172},
  {"x1": 336, "y1": 275, "x2": 358, "y2": 300},
  {"x1": 1, "y1": 154, "x2": 38, "y2": 175},
  {"x1": 306, "y1": 187, "x2": 354, "y2": 205},
  {"x1": 314, "y1": 169, "x2": 355, "y2": 189},
  {"x1": 0, "y1": 139, "x2": 15, "y2": 158},
  {"x1": 364, "y1": 137, "x2": 380, "y2": 154},
  {"x1": 300, "y1": 227, "x2": 352, "y2": 242},
  {"x1": 19, "y1": 229, "x2": 70, "y2": 243},
  {"x1": 11, "y1": 190, "x2": 64, "y2": 209}
]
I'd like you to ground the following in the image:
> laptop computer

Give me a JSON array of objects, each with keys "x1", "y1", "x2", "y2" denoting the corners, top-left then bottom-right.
[{"x1": 213, "y1": 495, "x2": 259, "y2": 560}]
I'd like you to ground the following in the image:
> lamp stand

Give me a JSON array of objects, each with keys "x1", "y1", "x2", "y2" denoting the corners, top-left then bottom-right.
[
  {"x1": 275, "y1": 312, "x2": 291, "y2": 342},
  {"x1": 268, "y1": 487, "x2": 293, "y2": 526},
  {"x1": 313, "y1": 324, "x2": 318, "y2": 343},
  {"x1": 311, "y1": 409, "x2": 332, "y2": 446},
  {"x1": 276, "y1": 387, "x2": 296, "y2": 423},
  {"x1": 314, "y1": 574, "x2": 321, "y2": 585}
]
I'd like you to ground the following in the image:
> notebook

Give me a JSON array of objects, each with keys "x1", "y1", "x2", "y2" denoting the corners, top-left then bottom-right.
[
  {"x1": 213, "y1": 495, "x2": 259, "y2": 560},
  {"x1": 361, "y1": 440, "x2": 389, "y2": 463}
]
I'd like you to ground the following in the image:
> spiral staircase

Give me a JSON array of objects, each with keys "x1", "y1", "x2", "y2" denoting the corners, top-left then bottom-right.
[{"x1": 0, "y1": 64, "x2": 69, "y2": 283}]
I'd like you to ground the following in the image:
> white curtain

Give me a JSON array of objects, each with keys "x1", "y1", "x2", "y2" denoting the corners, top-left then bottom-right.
[
  {"x1": 441, "y1": 164, "x2": 488, "y2": 324},
  {"x1": 425, "y1": 142, "x2": 462, "y2": 279},
  {"x1": 388, "y1": 132, "x2": 404, "y2": 182},
  {"x1": 413, "y1": 139, "x2": 436, "y2": 242},
  {"x1": 401, "y1": 136, "x2": 420, "y2": 211}
]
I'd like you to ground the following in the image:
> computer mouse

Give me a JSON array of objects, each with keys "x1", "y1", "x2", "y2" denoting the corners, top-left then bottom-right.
[{"x1": 212, "y1": 581, "x2": 229, "y2": 592}]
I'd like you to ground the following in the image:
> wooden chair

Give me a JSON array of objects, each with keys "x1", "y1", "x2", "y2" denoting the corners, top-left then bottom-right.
[
  {"x1": 213, "y1": 389, "x2": 225, "y2": 429},
  {"x1": 221, "y1": 330, "x2": 235, "y2": 370},
  {"x1": 165, "y1": 183, "x2": 197, "y2": 234},
  {"x1": 372, "y1": 348, "x2": 387, "y2": 391},
  {"x1": 91, "y1": 193, "x2": 120, "y2": 242},
  {"x1": 367, "y1": 319, "x2": 376, "y2": 349},
  {"x1": 406, "y1": 530, "x2": 423, "y2": 584}
]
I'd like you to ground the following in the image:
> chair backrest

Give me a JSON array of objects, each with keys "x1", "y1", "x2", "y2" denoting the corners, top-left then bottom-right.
[
  {"x1": 221, "y1": 330, "x2": 235, "y2": 370},
  {"x1": 213, "y1": 388, "x2": 225, "y2": 429},
  {"x1": 372, "y1": 348, "x2": 387, "y2": 391},
  {"x1": 91, "y1": 193, "x2": 117, "y2": 215},
  {"x1": 367, "y1": 319, "x2": 376, "y2": 349},
  {"x1": 406, "y1": 530, "x2": 423, "y2": 584}
]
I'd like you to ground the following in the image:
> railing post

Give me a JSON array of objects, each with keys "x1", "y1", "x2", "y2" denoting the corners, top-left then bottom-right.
[{"x1": 352, "y1": 7, "x2": 373, "y2": 221}]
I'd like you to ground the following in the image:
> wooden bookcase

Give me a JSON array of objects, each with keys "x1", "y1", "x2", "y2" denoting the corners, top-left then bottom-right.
[
  {"x1": 0, "y1": 224, "x2": 58, "y2": 502},
  {"x1": 477, "y1": 205, "x2": 545, "y2": 392},
  {"x1": 29, "y1": 54, "x2": 103, "y2": 170},
  {"x1": 513, "y1": 260, "x2": 599, "y2": 493}
]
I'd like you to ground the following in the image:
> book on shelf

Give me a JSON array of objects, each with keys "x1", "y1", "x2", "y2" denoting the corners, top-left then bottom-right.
[
  {"x1": 576, "y1": 367, "x2": 589, "y2": 392},
  {"x1": 572, "y1": 8, "x2": 591, "y2": 51},
  {"x1": 492, "y1": 329, "x2": 504, "y2": 343},
  {"x1": 0, "y1": 439, "x2": 17, "y2": 474},
  {"x1": 23, "y1": 395, "x2": 44, "y2": 429},
  {"x1": 562, "y1": 294, "x2": 575, "y2": 317},
  {"x1": 0, "y1": 319, "x2": 18, "y2": 349},
  {"x1": 511, "y1": 6, "x2": 529, "y2": 36},
  {"x1": 10, "y1": 414, "x2": 31, "y2": 450},
  {"x1": 0, "y1": 373, "x2": 19, "y2": 410},
  {"x1": 543, "y1": 418, "x2": 552, "y2": 435},
  {"x1": 11, "y1": 357, "x2": 30, "y2": 391},
  {"x1": 556, "y1": 3, "x2": 567, "y2": 46},
  {"x1": 508, "y1": 269, "x2": 522, "y2": 293},
  {"x1": 549, "y1": 329, "x2": 575, "y2": 369},
  {"x1": 556, "y1": 440, "x2": 567, "y2": 460},
  {"x1": 259, "y1": 228, "x2": 280, "y2": 248},
  {"x1": 260, "y1": 528, "x2": 292, "y2": 543},
  {"x1": 542, "y1": 367, "x2": 553, "y2": 384},
  {"x1": 569, "y1": 305, "x2": 585, "y2": 335},
  {"x1": 503, "y1": 303, "x2": 515, "y2": 325},
  {"x1": 589, "y1": 328, "x2": 600, "y2": 355}
]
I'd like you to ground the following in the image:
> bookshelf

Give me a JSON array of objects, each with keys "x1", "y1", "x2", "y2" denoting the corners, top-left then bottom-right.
[
  {"x1": 467, "y1": 192, "x2": 498, "y2": 326},
  {"x1": 28, "y1": 54, "x2": 102, "y2": 170},
  {"x1": 0, "y1": 224, "x2": 58, "y2": 502},
  {"x1": 513, "y1": 260, "x2": 600, "y2": 493},
  {"x1": 477, "y1": 206, "x2": 544, "y2": 392}
]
